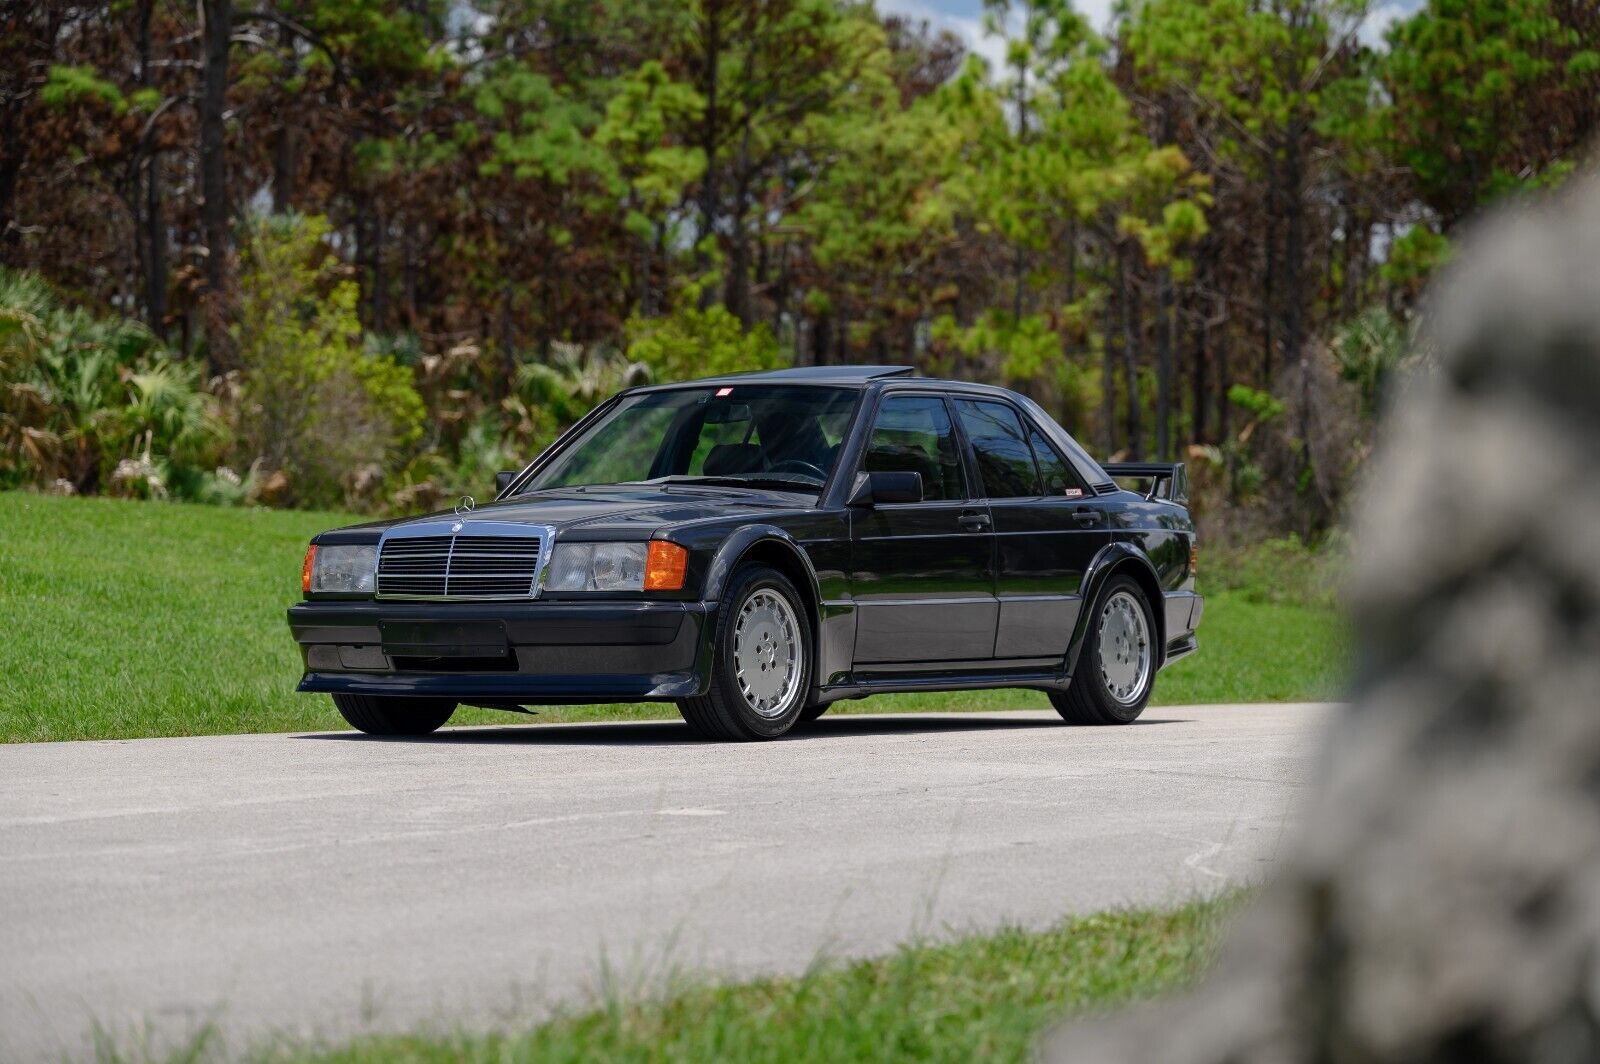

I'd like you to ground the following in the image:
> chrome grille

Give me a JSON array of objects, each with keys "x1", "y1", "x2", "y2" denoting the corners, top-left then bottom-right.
[{"x1": 376, "y1": 524, "x2": 548, "y2": 600}]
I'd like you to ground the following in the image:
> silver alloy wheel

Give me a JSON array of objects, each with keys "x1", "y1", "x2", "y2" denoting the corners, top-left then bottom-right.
[
  {"x1": 732, "y1": 587, "x2": 803, "y2": 718},
  {"x1": 1097, "y1": 589, "x2": 1151, "y2": 705}
]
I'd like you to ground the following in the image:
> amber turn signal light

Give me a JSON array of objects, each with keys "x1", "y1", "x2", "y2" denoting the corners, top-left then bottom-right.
[
  {"x1": 643, "y1": 541, "x2": 689, "y2": 591},
  {"x1": 1189, "y1": 542, "x2": 1199, "y2": 578},
  {"x1": 301, "y1": 544, "x2": 318, "y2": 594}
]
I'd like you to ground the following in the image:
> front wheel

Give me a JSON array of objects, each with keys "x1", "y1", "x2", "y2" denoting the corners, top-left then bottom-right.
[
  {"x1": 677, "y1": 564, "x2": 813, "y2": 741},
  {"x1": 1051, "y1": 576, "x2": 1156, "y2": 725},
  {"x1": 796, "y1": 700, "x2": 830, "y2": 724},
  {"x1": 332, "y1": 693, "x2": 456, "y2": 736}
]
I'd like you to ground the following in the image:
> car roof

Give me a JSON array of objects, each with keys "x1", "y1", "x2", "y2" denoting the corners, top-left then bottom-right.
[
  {"x1": 631, "y1": 365, "x2": 915, "y2": 390},
  {"x1": 627, "y1": 366, "x2": 1055, "y2": 396}
]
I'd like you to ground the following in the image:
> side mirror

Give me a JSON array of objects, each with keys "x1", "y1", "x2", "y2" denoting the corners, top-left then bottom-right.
[
  {"x1": 495, "y1": 470, "x2": 517, "y2": 496},
  {"x1": 848, "y1": 470, "x2": 923, "y2": 506}
]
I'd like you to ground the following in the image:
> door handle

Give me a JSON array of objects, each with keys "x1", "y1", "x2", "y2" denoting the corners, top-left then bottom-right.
[
  {"x1": 1071, "y1": 508, "x2": 1102, "y2": 526},
  {"x1": 958, "y1": 513, "x2": 991, "y2": 532}
]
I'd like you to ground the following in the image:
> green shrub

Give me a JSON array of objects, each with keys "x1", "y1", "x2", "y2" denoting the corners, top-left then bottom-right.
[
  {"x1": 233, "y1": 214, "x2": 425, "y2": 509},
  {"x1": 626, "y1": 276, "x2": 785, "y2": 383}
]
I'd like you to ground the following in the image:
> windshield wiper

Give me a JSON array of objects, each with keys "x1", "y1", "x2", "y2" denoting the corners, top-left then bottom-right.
[{"x1": 636, "y1": 475, "x2": 824, "y2": 490}]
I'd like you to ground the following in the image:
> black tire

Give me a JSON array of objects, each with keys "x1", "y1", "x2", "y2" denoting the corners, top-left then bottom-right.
[
  {"x1": 677, "y1": 564, "x2": 814, "y2": 741},
  {"x1": 332, "y1": 693, "x2": 456, "y2": 736},
  {"x1": 797, "y1": 700, "x2": 830, "y2": 724},
  {"x1": 1051, "y1": 575, "x2": 1157, "y2": 725}
]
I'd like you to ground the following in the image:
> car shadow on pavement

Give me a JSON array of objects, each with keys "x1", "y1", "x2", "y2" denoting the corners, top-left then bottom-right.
[{"x1": 296, "y1": 712, "x2": 1189, "y2": 746}]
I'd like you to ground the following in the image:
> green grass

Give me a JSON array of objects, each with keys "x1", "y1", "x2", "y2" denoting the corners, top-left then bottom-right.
[
  {"x1": 221, "y1": 899, "x2": 1227, "y2": 1064},
  {"x1": 0, "y1": 492, "x2": 1346, "y2": 742}
]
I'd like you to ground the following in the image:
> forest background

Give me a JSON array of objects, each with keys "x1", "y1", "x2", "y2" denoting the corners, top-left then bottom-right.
[{"x1": 3, "y1": 0, "x2": 1595, "y2": 551}]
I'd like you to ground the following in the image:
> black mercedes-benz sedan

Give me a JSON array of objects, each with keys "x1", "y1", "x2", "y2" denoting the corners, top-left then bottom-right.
[{"x1": 288, "y1": 366, "x2": 1202, "y2": 741}]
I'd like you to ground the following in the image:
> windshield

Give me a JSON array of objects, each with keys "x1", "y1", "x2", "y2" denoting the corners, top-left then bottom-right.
[{"x1": 522, "y1": 384, "x2": 859, "y2": 492}]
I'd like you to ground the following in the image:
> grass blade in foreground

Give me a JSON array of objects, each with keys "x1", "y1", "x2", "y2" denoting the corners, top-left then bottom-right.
[{"x1": 253, "y1": 899, "x2": 1232, "y2": 1064}]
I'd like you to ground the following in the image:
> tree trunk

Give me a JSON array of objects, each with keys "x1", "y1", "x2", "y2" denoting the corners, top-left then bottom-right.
[
  {"x1": 354, "y1": 191, "x2": 373, "y2": 323},
  {"x1": 694, "y1": 1, "x2": 721, "y2": 289},
  {"x1": 1155, "y1": 269, "x2": 1173, "y2": 460},
  {"x1": 771, "y1": 239, "x2": 791, "y2": 341},
  {"x1": 1119, "y1": 246, "x2": 1143, "y2": 460},
  {"x1": 137, "y1": 0, "x2": 167, "y2": 337},
  {"x1": 726, "y1": 170, "x2": 751, "y2": 325},
  {"x1": 499, "y1": 278, "x2": 516, "y2": 389},
  {"x1": 0, "y1": 95, "x2": 22, "y2": 256},
  {"x1": 271, "y1": 19, "x2": 295, "y2": 212},
  {"x1": 812, "y1": 313, "x2": 833, "y2": 367},
  {"x1": 1342, "y1": 209, "x2": 1363, "y2": 322},
  {"x1": 1102, "y1": 283, "x2": 1118, "y2": 457},
  {"x1": 1010, "y1": 13, "x2": 1030, "y2": 322},
  {"x1": 402, "y1": 223, "x2": 418, "y2": 327},
  {"x1": 1191, "y1": 307, "x2": 1208, "y2": 446},
  {"x1": 199, "y1": 0, "x2": 233, "y2": 375},
  {"x1": 653, "y1": 221, "x2": 668, "y2": 317},
  {"x1": 1282, "y1": 118, "x2": 1307, "y2": 374},
  {"x1": 144, "y1": 155, "x2": 168, "y2": 339},
  {"x1": 371, "y1": 205, "x2": 386, "y2": 331},
  {"x1": 1261, "y1": 156, "x2": 1278, "y2": 384},
  {"x1": 1216, "y1": 320, "x2": 1231, "y2": 443},
  {"x1": 1064, "y1": 218, "x2": 1077, "y2": 308},
  {"x1": 1282, "y1": 115, "x2": 1313, "y2": 520}
]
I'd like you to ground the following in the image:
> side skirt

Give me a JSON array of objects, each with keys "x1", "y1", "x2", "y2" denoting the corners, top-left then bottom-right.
[{"x1": 814, "y1": 658, "x2": 1070, "y2": 706}]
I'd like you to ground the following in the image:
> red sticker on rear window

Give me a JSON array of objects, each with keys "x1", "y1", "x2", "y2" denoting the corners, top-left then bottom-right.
[{"x1": 1063, "y1": 488, "x2": 1084, "y2": 498}]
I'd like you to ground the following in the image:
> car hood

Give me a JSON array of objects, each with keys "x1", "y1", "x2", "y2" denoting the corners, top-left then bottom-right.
[{"x1": 316, "y1": 485, "x2": 815, "y2": 543}]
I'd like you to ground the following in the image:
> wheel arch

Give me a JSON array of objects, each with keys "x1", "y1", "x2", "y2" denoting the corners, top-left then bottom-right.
[
  {"x1": 1066, "y1": 543, "x2": 1167, "y2": 676},
  {"x1": 702, "y1": 526, "x2": 823, "y2": 639}
]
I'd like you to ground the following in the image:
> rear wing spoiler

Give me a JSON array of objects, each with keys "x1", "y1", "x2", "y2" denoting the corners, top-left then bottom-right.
[{"x1": 1101, "y1": 462, "x2": 1190, "y2": 506}]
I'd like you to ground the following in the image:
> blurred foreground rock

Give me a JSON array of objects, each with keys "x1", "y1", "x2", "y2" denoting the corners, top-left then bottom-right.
[{"x1": 1045, "y1": 176, "x2": 1600, "y2": 1061}]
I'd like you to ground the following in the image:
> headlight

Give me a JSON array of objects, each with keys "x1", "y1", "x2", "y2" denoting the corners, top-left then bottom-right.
[
  {"x1": 545, "y1": 541, "x2": 688, "y2": 592},
  {"x1": 546, "y1": 542, "x2": 646, "y2": 591},
  {"x1": 308, "y1": 544, "x2": 377, "y2": 594}
]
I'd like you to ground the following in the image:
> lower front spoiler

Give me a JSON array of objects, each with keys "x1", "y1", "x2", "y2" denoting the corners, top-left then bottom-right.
[
  {"x1": 288, "y1": 599, "x2": 713, "y2": 704},
  {"x1": 296, "y1": 670, "x2": 701, "y2": 702}
]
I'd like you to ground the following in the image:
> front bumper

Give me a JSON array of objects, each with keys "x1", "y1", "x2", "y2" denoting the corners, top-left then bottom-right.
[{"x1": 287, "y1": 599, "x2": 713, "y2": 702}]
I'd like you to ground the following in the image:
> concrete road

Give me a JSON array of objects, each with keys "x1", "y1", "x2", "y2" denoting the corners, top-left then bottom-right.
[{"x1": 0, "y1": 704, "x2": 1333, "y2": 1059}]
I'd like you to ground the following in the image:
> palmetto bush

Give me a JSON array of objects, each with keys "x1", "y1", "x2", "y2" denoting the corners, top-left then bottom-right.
[
  {"x1": 0, "y1": 269, "x2": 225, "y2": 497},
  {"x1": 0, "y1": 258, "x2": 655, "y2": 515}
]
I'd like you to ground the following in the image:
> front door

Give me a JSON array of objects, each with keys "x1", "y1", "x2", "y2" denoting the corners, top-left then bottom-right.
[{"x1": 850, "y1": 395, "x2": 997, "y2": 665}]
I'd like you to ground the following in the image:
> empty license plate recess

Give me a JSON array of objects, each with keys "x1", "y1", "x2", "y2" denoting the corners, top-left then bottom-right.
[{"x1": 379, "y1": 620, "x2": 510, "y2": 658}]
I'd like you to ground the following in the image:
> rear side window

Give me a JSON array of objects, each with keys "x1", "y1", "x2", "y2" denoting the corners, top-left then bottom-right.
[
  {"x1": 863, "y1": 396, "x2": 967, "y2": 501},
  {"x1": 1025, "y1": 424, "x2": 1084, "y2": 495},
  {"x1": 953, "y1": 400, "x2": 1040, "y2": 498}
]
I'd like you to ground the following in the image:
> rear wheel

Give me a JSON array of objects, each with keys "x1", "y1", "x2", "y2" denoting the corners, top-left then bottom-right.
[
  {"x1": 332, "y1": 693, "x2": 456, "y2": 736},
  {"x1": 677, "y1": 565, "x2": 812, "y2": 741},
  {"x1": 1051, "y1": 575, "x2": 1156, "y2": 725}
]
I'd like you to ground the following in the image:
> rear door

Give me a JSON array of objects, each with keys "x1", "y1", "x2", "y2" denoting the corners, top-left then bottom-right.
[
  {"x1": 951, "y1": 398, "x2": 1108, "y2": 659},
  {"x1": 850, "y1": 394, "x2": 998, "y2": 665}
]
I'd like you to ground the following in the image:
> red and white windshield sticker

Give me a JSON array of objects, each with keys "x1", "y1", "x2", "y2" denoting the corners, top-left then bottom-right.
[
  {"x1": 715, "y1": 387, "x2": 733, "y2": 397},
  {"x1": 1063, "y1": 488, "x2": 1084, "y2": 498}
]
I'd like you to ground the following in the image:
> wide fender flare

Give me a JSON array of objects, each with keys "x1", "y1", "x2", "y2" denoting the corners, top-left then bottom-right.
[
  {"x1": 1066, "y1": 542, "x2": 1166, "y2": 675},
  {"x1": 700, "y1": 525, "x2": 824, "y2": 618}
]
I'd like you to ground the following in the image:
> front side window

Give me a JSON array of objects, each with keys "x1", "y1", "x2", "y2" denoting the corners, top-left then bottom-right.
[
  {"x1": 953, "y1": 399, "x2": 1040, "y2": 498},
  {"x1": 524, "y1": 385, "x2": 857, "y2": 491},
  {"x1": 862, "y1": 396, "x2": 967, "y2": 501}
]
